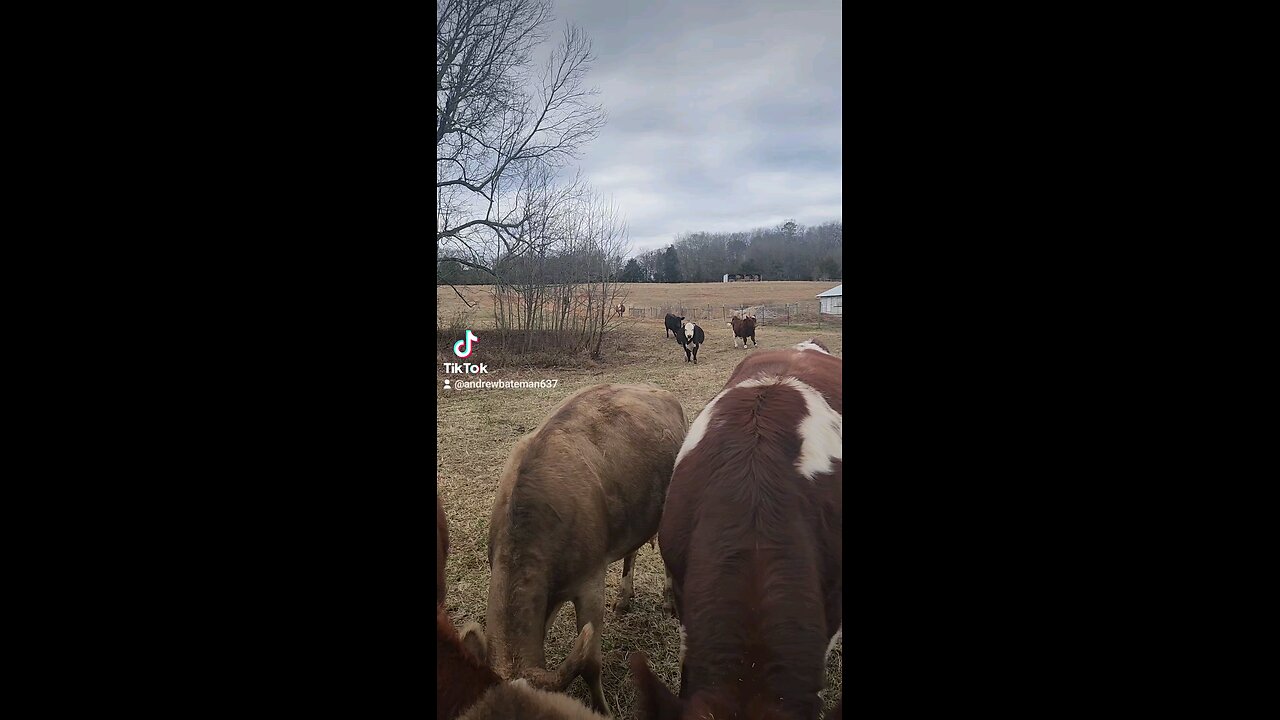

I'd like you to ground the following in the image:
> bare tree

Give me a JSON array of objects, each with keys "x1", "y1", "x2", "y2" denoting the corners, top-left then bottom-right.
[{"x1": 437, "y1": 0, "x2": 605, "y2": 295}]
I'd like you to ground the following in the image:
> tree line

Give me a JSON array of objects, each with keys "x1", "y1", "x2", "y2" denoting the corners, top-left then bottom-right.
[
  {"x1": 617, "y1": 219, "x2": 842, "y2": 283},
  {"x1": 440, "y1": 217, "x2": 843, "y2": 285}
]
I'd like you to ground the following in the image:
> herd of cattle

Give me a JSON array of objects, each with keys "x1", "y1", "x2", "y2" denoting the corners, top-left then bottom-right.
[
  {"x1": 438, "y1": 335, "x2": 843, "y2": 719},
  {"x1": 663, "y1": 312, "x2": 758, "y2": 364}
]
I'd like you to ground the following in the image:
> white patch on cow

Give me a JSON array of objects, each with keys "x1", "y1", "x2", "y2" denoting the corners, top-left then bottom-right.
[
  {"x1": 790, "y1": 378, "x2": 842, "y2": 481},
  {"x1": 684, "y1": 322, "x2": 695, "y2": 341},
  {"x1": 793, "y1": 341, "x2": 829, "y2": 354},
  {"x1": 826, "y1": 624, "x2": 842, "y2": 660},
  {"x1": 510, "y1": 678, "x2": 530, "y2": 688}
]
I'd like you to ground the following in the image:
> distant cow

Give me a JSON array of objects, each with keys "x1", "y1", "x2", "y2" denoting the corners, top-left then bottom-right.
[
  {"x1": 631, "y1": 340, "x2": 842, "y2": 720},
  {"x1": 437, "y1": 493, "x2": 449, "y2": 607},
  {"x1": 664, "y1": 313, "x2": 685, "y2": 339},
  {"x1": 485, "y1": 383, "x2": 687, "y2": 716},
  {"x1": 677, "y1": 322, "x2": 705, "y2": 364},
  {"x1": 437, "y1": 594, "x2": 604, "y2": 719},
  {"x1": 727, "y1": 315, "x2": 757, "y2": 349},
  {"x1": 616, "y1": 303, "x2": 626, "y2": 318}
]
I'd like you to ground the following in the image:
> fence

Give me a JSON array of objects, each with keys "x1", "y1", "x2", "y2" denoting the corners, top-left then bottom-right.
[{"x1": 626, "y1": 302, "x2": 842, "y2": 326}]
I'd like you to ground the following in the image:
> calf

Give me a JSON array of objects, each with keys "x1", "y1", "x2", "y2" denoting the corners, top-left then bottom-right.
[
  {"x1": 727, "y1": 315, "x2": 757, "y2": 349},
  {"x1": 632, "y1": 341, "x2": 842, "y2": 720},
  {"x1": 677, "y1": 322, "x2": 705, "y2": 364},
  {"x1": 438, "y1": 493, "x2": 449, "y2": 606},
  {"x1": 485, "y1": 383, "x2": 687, "y2": 716},
  {"x1": 664, "y1": 313, "x2": 685, "y2": 339},
  {"x1": 438, "y1": 599, "x2": 604, "y2": 719}
]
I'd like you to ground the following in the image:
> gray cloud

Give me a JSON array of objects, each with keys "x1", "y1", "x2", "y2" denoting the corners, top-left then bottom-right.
[{"x1": 543, "y1": 0, "x2": 842, "y2": 254}]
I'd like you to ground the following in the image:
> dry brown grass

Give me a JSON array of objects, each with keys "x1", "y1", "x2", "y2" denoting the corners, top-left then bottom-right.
[
  {"x1": 437, "y1": 314, "x2": 843, "y2": 719},
  {"x1": 438, "y1": 281, "x2": 842, "y2": 329}
]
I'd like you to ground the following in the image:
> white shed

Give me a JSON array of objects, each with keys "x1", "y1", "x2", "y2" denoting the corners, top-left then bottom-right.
[{"x1": 817, "y1": 284, "x2": 842, "y2": 315}]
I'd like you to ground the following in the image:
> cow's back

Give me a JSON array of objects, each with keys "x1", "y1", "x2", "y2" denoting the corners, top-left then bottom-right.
[
  {"x1": 490, "y1": 383, "x2": 686, "y2": 582},
  {"x1": 658, "y1": 348, "x2": 841, "y2": 718},
  {"x1": 726, "y1": 346, "x2": 841, "y2": 412}
]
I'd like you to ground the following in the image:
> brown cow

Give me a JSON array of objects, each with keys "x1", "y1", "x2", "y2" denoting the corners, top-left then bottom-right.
[
  {"x1": 727, "y1": 315, "x2": 757, "y2": 348},
  {"x1": 437, "y1": 593, "x2": 604, "y2": 718},
  {"x1": 485, "y1": 383, "x2": 687, "y2": 716},
  {"x1": 616, "y1": 303, "x2": 626, "y2": 318},
  {"x1": 438, "y1": 493, "x2": 449, "y2": 607},
  {"x1": 632, "y1": 339, "x2": 842, "y2": 720}
]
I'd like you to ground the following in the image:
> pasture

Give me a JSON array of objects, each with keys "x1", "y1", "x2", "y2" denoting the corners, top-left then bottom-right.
[
  {"x1": 438, "y1": 280, "x2": 843, "y2": 328},
  {"x1": 436, "y1": 303, "x2": 843, "y2": 718}
]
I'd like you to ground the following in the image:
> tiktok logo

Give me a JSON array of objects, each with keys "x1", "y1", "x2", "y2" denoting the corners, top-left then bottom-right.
[{"x1": 453, "y1": 329, "x2": 478, "y2": 358}]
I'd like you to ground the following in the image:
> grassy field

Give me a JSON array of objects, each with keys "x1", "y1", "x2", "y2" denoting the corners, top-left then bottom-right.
[
  {"x1": 438, "y1": 281, "x2": 842, "y2": 327},
  {"x1": 437, "y1": 309, "x2": 843, "y2": 718}
]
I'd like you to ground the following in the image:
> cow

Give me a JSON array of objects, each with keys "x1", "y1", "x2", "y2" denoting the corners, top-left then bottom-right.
[
  {"x1": 665, "y1": 313, "x2": 685, "y2": 339},
  {"x1": 616, "y1": 303, "x2": 626, "y2": 318},
  {"x1": 631, "y1": 339, "x2": 842, "y2": 720},
  {"x1": 677, "y1": 322, "x2": 705, "y2": 364},
  {"x1": 438, "y1": 493, "x2": 449, "y2": 607},
  {"x1": 484, "y1": 383, "x2": 688, "y2": 716},
  {"x1": 728, "y1": 315, "x2": 757, "y2": 349},
  {"x1": 437, "y1": 586, "x2": 604, "y2": 719}
]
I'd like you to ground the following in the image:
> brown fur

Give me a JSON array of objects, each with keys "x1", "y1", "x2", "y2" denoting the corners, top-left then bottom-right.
[
  {"x1": 728, "y1": 315, "x2": 758, "y2": 348},
  {"x1": 438, "y1": 608, "x2": 501, "y2": 720},
  {"x1": 633, "y1": 349, "x2": 842, "y2": 720},
  {"x1": 457, "y1": 681, "x2": 609, "y2": 720},
  {"x1": 438, "y1": 493, "x2": 449, "y2": 607},
  {"x1": 487, "y1": 383, "x2": 687, "y2": 716},
  {"x1": 439, "y1": 608, "x2": 606, "y2": 720}
]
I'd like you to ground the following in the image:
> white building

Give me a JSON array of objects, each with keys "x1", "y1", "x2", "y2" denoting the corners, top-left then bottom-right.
[{"x1": 817, "y1": 284, "x2": 842, "y2": 315}]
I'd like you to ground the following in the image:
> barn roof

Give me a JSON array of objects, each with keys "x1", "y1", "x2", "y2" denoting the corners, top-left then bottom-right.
[{"x1": 816, "y1": 284, "x2": 842, "y2": 298}]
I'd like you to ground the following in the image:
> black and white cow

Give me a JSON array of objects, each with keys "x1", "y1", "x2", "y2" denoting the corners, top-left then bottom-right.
[
  {"x1": 665, "y1": 314, "x2": 685, "y2": 339},
  {"x1": 677, "y1": 322, "x2": 705, "y2": 364}
]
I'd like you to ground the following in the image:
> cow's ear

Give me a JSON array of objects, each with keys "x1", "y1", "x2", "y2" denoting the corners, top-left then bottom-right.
[
  {"x1": 460, "y1": 622, "x2": 488, "y2": 665},
  {"x1": 630, "y1": 652, "x2": 682, "y2": 720}
]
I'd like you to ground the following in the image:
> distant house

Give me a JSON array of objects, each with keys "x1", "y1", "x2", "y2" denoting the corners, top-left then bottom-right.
[
  {"x1": 817, "y1": 284, "x2": 842, "y2": 315},
  {"x1": 723, "y1": 273, "x2": 762, "y2": 282}
]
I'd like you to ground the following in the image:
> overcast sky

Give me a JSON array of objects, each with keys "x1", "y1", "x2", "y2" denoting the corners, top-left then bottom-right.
[{"x1": 544, "y1": 0, "x2": 842, "y2": 255}]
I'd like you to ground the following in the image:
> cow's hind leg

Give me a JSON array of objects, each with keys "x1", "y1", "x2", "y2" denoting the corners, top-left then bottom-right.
[
  {"x1": 613, "y1": 551, "x2": 637, "y2": 615},
  {"x1": 573, "y1": 578, "x2": 610, "y2": 716}
]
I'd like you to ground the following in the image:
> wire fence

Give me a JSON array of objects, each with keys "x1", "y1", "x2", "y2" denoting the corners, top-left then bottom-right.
[{"x1": 625, "y1": 302, "x2": 842, "y2": 326}]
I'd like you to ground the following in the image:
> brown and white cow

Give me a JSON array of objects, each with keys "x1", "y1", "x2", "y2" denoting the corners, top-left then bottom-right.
[
  {"x1": 438, "y1": 492, "x2": 449, "y2": 607},
  {"x1": 485, "y1": 383, "x2": 687, "y2": 716},
  {"x1": 632, "y1": 339, "x2": 842, "y2": 720},
  {"x1": 727, "y1": 315, "x2": 757, "y2": 348},
  {"x1": 437, "y1": 574, "x2": 605, "y2": 719}
]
